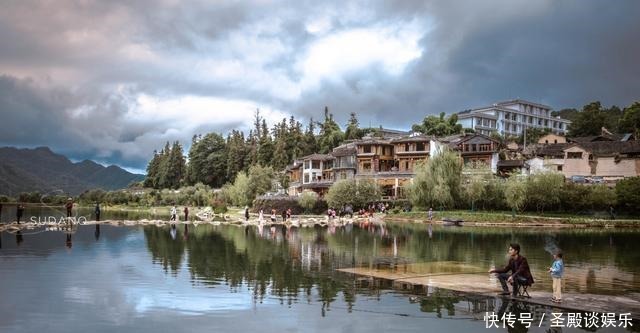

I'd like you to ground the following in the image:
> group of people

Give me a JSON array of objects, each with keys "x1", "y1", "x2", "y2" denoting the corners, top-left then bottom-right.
[
  {"x1": 248, "y1": 207, "x2": 293, "y2": 223},
  {"x1": 170, "y1": 205, "x2": 189, "y2": 222},
  {"x1": 489, "y1": 243, "x2": 564, "y2": 303}
]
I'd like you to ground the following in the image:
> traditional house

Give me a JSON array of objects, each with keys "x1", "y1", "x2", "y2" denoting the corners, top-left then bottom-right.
[
  {"x1": 562, "y1": 141, "x2": 640, "y2": 181},
  {"x1": 285, "y1": 160, "x2": 303, "y2": 196},
  {"x1": 450, "y1": 134, "x2": 500, "y2": 173},
  {"x1": 526, "y1": 143, "x2": 569, "y2": 174},
  {"x1": 390, "y1": 134, "x2": 430, "y2": 173},
  {"x1": 538, "y1": 133, "x2": 567, "y2": 145},
  {"x1": 331, "y1": 143, "x2": 357, "y2": 182}
]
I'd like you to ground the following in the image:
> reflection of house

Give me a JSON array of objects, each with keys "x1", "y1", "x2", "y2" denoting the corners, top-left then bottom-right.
[{"x1": 457, "y1": 99, "x2": 571, "y2": 136}]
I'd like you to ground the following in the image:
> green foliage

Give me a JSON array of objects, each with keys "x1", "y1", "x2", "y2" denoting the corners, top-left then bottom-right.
[
  {"x1": 567, "y1": 101, "x2": 624, "y2": 137},
  {"x1": 616, "y1": 177, "x2": 640, "y2": 212},
  {"x1": 145, "y1": 141, "x2": 186, "y2": 189},
  {"x1": 618, "y1": 102, "x2": 640, "y2": 137},
  {"x1": 18, "y1": 191, "x2": 43, "y2": 203},
  {"x1": 525, "y1": 172, "x2": 564, "y2": 213},
  {"x1": 410, "y1": 150, "x2": 463, "y2": 210},
  {"x1": 344, "y1": 112, "x2": 363, "y2": 140},
  {"x1": 326, "y1": 179, "x2": 380, "y2": 209},
  {"x1": 412, "y1": 112, "x2": 463, "y2": 137},
  {"x1": 298, "y1": 191, "x2": 318, "y2": 213},
  {"x1": 462, "y1": 164, "x2": 492, "y2": 211},
  {"x1": 504, "y1": 176, "x2": 527, "y2": 213},
  {"x1": 0, "y1": 195, "x2": 11, "y2": 203},
  {"x1": 78, "y1": 189, "x2": 106, "y2": 204},
  {"x1": 222, "y1": 165, "x2": 275, "y2": 207},
  {"x1": 587, "y1": 185, "x2": 616, "y2": 210},
  {"x1": 518, "y1": 127, "x2": 551, "y2": 145},
  {"x1": 317, "y1": 107, "x2": 344, "y2": 154}
]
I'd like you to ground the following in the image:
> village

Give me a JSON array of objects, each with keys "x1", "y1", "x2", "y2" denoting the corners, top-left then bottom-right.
[{"x1": 285, "y1": 99, "x2": 638, "y2": 199}]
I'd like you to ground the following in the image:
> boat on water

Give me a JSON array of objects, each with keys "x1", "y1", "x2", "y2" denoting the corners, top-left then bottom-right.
[{"x1": 442, "y1": 217, "x2": 464, "y2": 226}]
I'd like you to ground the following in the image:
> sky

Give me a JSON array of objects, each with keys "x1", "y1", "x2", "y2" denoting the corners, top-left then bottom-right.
[{"x1": 0, "y1": 0, "x2": 639, "y2": 173}]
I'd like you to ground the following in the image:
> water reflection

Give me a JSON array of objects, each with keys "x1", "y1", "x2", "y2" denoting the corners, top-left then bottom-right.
[{"x1": 1, "y1": 222, "x2": 638, "y2": 332}]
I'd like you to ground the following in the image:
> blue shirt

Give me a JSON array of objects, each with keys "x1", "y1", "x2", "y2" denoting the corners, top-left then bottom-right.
[{"x1": 550, "y1": 259, "x2": 564, "y2": 278}]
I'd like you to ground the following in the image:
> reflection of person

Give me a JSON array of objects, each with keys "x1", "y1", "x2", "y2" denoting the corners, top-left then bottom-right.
[
  {"x1": 549, "y1": 252, "x2": 564, "y2": 303},
  {"x1": 489, "y1": 243, "x2": 534, "y2": 296},
  {"x1": 95, "y1": 224, "x2": 100, "y2": 241},
  {"x1": 65, "y1": 233, "x2": 72, "y2": 248},
  {"x1": 16, "y1": 204, "x2": 24, "y2": 224},
  {"x1": 183, "y1": 224, "x2": 189, "y2": 241},
  {"x1": 170, "y1": 224, "x2": 177, "y2": 240},
  {"x1": 16, "y1": 230, "x2": 23, "y2": 246},
  {"x1": 94, "y1": 203, "x2": 101, "y2": 221}
]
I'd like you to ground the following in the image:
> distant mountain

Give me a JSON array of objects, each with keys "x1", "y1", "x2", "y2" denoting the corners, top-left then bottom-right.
[{"x1": 0, "y1": 146, "x2": 145, "y2": 196}]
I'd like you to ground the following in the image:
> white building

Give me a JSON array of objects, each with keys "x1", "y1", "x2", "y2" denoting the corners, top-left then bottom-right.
[{"x1": 457, "y1": 99, "x2": 571, "y2": 137}]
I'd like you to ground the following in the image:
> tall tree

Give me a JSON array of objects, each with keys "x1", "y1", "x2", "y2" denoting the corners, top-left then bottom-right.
[
  {"x1": 344, "y1": 112, "x2": 363, "y2": 140},
  {"x1": 302, "y1": 117, "x2": 318, "y2": 156},
  {"x1": 568, "y1": 101, "x2": 608, "y2": 137},
  {"x1": 257, "y1": 119, "x2": 274, "y2": 165},
  {"x1": 186, "y1": 133, "x2": 227, "y2": 188},
  {"x1": 226, "y1": 130, "x2": 247, "y2": 182},
  {"x1": 317, "y1": 106, "x2": 344, "y2": 153},
  {"x1": 619, "y1": 102, "x2": 640, "y2": 136}
]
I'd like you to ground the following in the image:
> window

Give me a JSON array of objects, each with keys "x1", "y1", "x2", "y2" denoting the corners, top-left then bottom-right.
[
  {"x1": 405, "y1": 161, "x2": 409, "y2": 170},
  {"x1": 554, "y1": 139, "x2": 558, "y2": 144},
  {"x1": 363, "y1": 145, "x2": 372, "y2": 153},
  {"x1": 567, "y1": 152, "x2": 583, "y2": 159},
  {"x1": 404, "y1": 143, "x2": 409, "y2": 152},
  {"x1": 512, "y1": 114, "x2": 516, "y2": 121},
  {"x1": 312, "y1": 161, "x2": 320, "y2": 169},
  {"x1": 416, "y1": 142, "x2": 425, "y2": 151},
  {"x1": 363, "y1": 162, "x2": 371, "y2": 171},
  {"x1": 304, "y1": 161, "x2": 310, "y2": 169},
  {"x1": 558, "y1": 166, "x2": 563, "y2": 171},
  {"x1": 304, "y1": 174, "x2": 309, "y2": 183}
]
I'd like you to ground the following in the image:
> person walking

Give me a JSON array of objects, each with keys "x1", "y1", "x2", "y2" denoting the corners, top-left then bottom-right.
[
  {"x1": 245, "y1": 206, "x2": 250, "y2": 221},
  {"x1": 170, "y1": 205, "x2": 177, "y2": 221},
  {"x1": 428, "y1": 207, "x2": 433, "y2": 222},
  {"x1": 183, "y1": 206, "x2": 189, "y2": 222},
  {"x1": 549, "y1": 252, "x2": 564, "y2": 303}
]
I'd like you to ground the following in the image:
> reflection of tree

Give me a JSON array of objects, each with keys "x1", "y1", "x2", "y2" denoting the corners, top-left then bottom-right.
[
  {"x1": 144, "y1": 226, "x2": 185, "y2": 275},
  {"x1": 418, "y1": 289, "x2": 461, "y2": 318}
]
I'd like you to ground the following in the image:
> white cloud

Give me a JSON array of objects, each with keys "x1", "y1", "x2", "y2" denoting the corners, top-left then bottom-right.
[{"x1": 297, "y1": 21, "x2": 425, "y2": 90}]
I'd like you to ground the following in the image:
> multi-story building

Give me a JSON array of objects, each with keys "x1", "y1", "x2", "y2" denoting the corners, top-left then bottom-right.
[{"x1": 457, "y1": 99, "x2": 571, "y2": 137}]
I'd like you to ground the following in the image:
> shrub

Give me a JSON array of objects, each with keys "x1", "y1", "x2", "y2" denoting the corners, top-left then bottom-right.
[
  {"x1": 616, "y1": 177, "x2": 640, "y2": 212},
  {"x1": 298, "y1": 191, "x2": 318, "y2": 213}
]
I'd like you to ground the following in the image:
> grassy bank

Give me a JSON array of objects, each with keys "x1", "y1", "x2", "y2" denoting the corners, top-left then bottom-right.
[{"x1": 385, "y1": 209, "x2": 640, "y2": 226}]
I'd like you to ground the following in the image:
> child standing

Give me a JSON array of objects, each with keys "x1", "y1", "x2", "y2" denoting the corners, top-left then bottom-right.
[{"x1": 549, "y1": 252, "x2": 564, "y2": 303}]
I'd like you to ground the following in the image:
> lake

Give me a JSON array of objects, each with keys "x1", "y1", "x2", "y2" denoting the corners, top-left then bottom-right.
[{"x1": 0, "y1": 219, "x2": 638, "y2": 332}]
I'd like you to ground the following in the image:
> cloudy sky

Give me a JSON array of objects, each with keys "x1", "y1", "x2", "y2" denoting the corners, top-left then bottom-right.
[{"x1": 1, "y1": 0, "x2": 639, "y2": 173}]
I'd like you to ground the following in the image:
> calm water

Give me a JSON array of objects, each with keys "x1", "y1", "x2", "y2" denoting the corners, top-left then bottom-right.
[{"x1": 0, "y1": 221, "x2": 638, "y2": 333}]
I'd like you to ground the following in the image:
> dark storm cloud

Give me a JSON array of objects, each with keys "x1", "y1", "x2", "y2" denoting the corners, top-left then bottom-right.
[{"x1": 0, "y1": 0, "x2": 638, "y2": 170}]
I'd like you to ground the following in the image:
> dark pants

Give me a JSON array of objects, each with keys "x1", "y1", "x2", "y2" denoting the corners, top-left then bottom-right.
[{"x1": 498, "y1": 273, "x2": 528, "y2": 296}]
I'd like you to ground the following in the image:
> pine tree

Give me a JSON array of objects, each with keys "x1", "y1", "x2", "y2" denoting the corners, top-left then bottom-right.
[
  {"x1": 317, "y1": 106, "x2": 344, "y2": 153},
  {"x1": 344, "y1": 112, "x2": 363, "y2": 140}
]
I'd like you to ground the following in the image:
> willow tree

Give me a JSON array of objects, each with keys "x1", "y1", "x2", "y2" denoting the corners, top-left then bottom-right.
[
  {"x1": 504, "y1": 175, "x2": 527, "y2": 217},
  {"x1": 410, "y1": 150, "x2": 463, "y2": 210}
]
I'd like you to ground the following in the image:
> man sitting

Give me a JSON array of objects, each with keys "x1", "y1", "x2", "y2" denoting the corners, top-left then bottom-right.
[{"x1": 489, "y1": 243, "x2": 534, "y2": 296}]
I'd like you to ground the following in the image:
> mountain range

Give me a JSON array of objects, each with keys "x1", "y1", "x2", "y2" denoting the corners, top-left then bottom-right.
[{"x1": 0, "y1": 146, "x2": 145, "y2": 196}]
